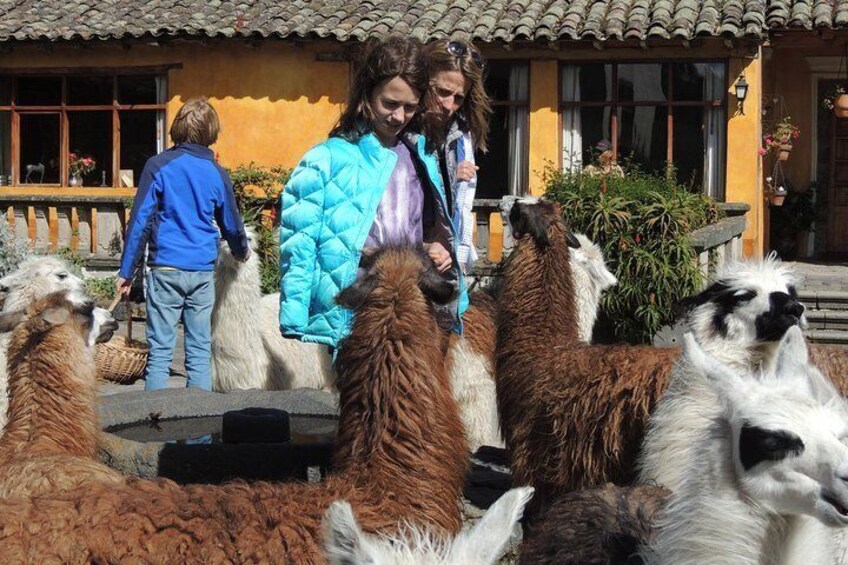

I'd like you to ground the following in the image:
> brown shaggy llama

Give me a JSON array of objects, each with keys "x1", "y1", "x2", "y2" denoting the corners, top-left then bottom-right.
[
  {"x1": 0, "y1": 247, "x2": 468, "y2": 563},
  {"x1": 519, "y1": 484, "x2": 669, "y2": 565},
  {"x1": 0, "y1": 291, "x2": 123, "y2": 497},
  {"x1": 496, "y1": 199, "x2": 678, "y2": 517},
  {"x1": 496, "y1": 199, "x2": 848, "y2": 521}
]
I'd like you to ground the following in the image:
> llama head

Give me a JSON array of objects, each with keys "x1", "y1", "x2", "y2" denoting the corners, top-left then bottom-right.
[
  {"x1": 336, "y1": 247, "x2": 457, "y2": 318},
  {"x1": 6, "y1": 289, "x2": 110, "y2": 349},
  {"x1": 683, "y1": 328, "x2": 848, "y2": 526},
  {"x1": 322, "y1": 486, "x2": 533, "y2": 565},
  {"x1": 505, "y1": 197, "x2": 580, "y2": 251},
  {"x1": 570, "y1": 232, "x2": 618, "y2": 292},
  {"x1": 0, "y1": 256, "x2": 85, "y2": 313},
  {"x1": 682, "y1": 255, "x2": 805, "y2": 350}
]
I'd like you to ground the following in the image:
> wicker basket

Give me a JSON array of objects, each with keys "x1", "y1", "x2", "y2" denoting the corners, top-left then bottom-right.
[{"x1": 95, "y1": 335, "x2": 149, "y2": 384}]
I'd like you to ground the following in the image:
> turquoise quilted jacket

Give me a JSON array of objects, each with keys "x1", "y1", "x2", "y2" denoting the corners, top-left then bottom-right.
[{"x1": 278, "y1": 131, "x2": 468, "y2": 347}]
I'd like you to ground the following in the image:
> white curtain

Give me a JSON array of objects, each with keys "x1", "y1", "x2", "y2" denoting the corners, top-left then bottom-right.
[
  {"x1": 508, "y1": 64, "x2": 529, "y2": 196},
  {"x1": 561, "y1": 66, "x2": 583, "y2": 173},
  {"x1": 155, "y1": 76, "x2": 167, "y2": 152},
  {"x1": 702, "y1": 63, "x2": 726, "y2": 200}
]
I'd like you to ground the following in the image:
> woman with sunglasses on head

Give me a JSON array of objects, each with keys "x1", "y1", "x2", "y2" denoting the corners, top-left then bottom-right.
[
  {"x1": 278, "y1": 36, "x2": 468, "y2": 350},
  {"x1": 420, "y1": 39, "x2": 492, "y2": 274}
]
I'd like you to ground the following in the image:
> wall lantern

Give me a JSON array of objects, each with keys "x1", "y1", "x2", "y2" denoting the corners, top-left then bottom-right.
[{"x1": 735, "y1": 73, "x2": 749, "y2": 114}]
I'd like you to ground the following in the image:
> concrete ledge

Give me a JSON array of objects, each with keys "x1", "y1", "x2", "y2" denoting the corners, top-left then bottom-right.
[{"x1": 690, "y1": 215, "x2": 747, "y2": 252}]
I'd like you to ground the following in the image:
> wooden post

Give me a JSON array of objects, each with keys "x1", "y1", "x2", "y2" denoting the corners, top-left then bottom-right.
[
  {"x1": 90, "y1": 206, "x2": 98, "y2": 254},
  {"x1": 70, "y1": 206, "x2": 79, "y2": 251},
  {"x1": 48, "y1": 206, "x2": 58, "y2": 251},
  {"x1": 27, "y1": 206, "x2": 36, "y2": 249}
]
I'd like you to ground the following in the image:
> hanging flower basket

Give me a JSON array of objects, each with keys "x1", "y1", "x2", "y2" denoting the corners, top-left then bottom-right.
[
  {"x1": 777, "y1": 144, "x2": 793, "y2": 161},
  {"x1": 769, "y1": 187, "x2": 788, "y2": 207},
  {"x1": 836, "y1": 93, "x2": 848, "y2": 118}
]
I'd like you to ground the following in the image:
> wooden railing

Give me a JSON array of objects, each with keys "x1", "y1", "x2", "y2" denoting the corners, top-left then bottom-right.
[
  {"x1": 2, "y1": 190, "x2": 750, "y2": 281},
  {"x1": 0, "y1": 187, "x2": 134, "y2": 267}
]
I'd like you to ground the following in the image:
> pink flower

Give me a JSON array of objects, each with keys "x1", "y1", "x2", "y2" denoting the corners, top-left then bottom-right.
[{"x1": 758, "y1": 147, "x2": 767, "y2": 156}]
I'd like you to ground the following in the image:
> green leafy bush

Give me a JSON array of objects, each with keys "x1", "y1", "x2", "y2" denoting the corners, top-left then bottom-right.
[
  {"x1": 0, "y1": 216, "x2": 29, "y2": 279},
  {"x1": 227, "y1": 163, "x2": 291, "y2": 294},
  {"x1": 544, "y1": 166, "x2": 723, "y2": 344}
]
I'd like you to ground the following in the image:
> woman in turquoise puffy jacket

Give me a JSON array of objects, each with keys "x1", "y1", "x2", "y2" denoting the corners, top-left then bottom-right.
[{"x1": 279, "y1": 36, "x2": 468, "y2": 349}]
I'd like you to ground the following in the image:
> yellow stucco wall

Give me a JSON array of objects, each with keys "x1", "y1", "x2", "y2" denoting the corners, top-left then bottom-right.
[
  {"x1": 1, "y1": 41, "x2": 348, "y2": 170},
  {"x1": 528, "y1": 59, "x2": 561, "y2": 196},
  {"x1": 727, "y1": 52, "x2": 764, "y2": 257}
]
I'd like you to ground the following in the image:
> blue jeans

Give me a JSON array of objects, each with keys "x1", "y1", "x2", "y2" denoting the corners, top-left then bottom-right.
[{"x1": 144, "y1": 269, "x2": 215, "y2": 391}]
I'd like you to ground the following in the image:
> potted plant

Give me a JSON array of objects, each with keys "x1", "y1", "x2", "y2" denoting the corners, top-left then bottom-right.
[
  {"x1": 761, "y1": 117, "x2": 800, "y2": 161},
  {"x1": 68, "y1": 151, "x2": 96, "y2": 187},
  {"x1": 766, "y1": 175, "x2": 788, "y2": 207},
  {"x1": 822, "y1": 85, "x2": 848, "y2": 118}
]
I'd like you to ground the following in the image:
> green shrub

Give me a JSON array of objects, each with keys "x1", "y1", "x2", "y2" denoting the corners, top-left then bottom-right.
[
  {"x1": 85, "y1": 276, "x2": 117, "y2": 301},
  {"x1": 544, "y1": 166, "x2": 723, "y2": 344},
  {"x1": 227, "y1": 163, "x2": 291, "y2": 294},
  {"x1": 0, "y1": 216, "x2": 29, "y2": 279}
]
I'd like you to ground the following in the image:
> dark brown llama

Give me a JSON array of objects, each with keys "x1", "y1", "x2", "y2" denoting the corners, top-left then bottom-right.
[
  {"x1": 496, "y1": 199, "x2": 678, "y2": 518},
  {"x1": 0, "y1": 290, "x2": 123, "y2": 497},
  {"x1": 0, "y1": 247, "x2": 468, "y2": 563},
  {"x1": 519, "y1": 483, "x2": 669, "y2": 564}
]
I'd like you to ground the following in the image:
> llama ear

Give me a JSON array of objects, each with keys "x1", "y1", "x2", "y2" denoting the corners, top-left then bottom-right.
[
  {"x1": 419, "y1": 267, "x2": 457, "y2": 305},
  {"x1": 322, "y1": 501, "x2": 367, "y2": 565},
  {"x1": 0, "y1": 309, "x2": 24, "y2": 333},
  {"x1": 336, "y1": 277, "x2": 377, "y2": 311},
  {"x1": 566, "y1": 231, "x2": 581, "y2": 249},
  {"x1": 29, "y1": 305, "x2": 70, "y2": 333},
  {"x1": 448, "y1": 487, "x2": 534, "y2": 563},
  {"x1": 775, "y1": 326, "x2": 840, "y2": 404},
  {"x1": 774, "y1": 326, "x2": 809, "y2": 374},
  {"x1": 682, "y1": 332, "x2": 744, "y2": 396}
]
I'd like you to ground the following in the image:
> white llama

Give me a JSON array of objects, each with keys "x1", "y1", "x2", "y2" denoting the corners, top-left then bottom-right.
[
  {"x1": 570, "y1": 232, "x2": 617, "y2": 343},
  {"x1": 0, "y1": 257, "x2": 117, "y2": 431},
  {"x1": 323, "y1": 486, "x2": 534, "y2": 565},
  {"x1": 639, "y1": 256, "x2": 807, "y2": 492},
  {"x1": 211, "y1": 228, "x2": 335, "y2": 392},
  {"x1": 642, "y1": 328, "x2": 848, "y2": 564}
]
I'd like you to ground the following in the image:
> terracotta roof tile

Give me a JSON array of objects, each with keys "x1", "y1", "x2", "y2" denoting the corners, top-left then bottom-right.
[{"x1": 1, "y1": 0, "x2": 847, "y2": 44}]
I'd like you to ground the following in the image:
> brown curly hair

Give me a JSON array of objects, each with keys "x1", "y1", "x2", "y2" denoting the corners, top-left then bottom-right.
[
  {"x1": 330, "y1": 36, "x2": 428, "y2": 142},
  {"x1": 420, "y1": 39, "x2": 492, "y2": 153}
]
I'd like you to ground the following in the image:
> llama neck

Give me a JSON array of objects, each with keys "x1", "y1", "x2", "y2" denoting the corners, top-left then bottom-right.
[
  {"x1": 2, "y1": 334, "x2": 99, "y2": 459},
  {"x1": 333, "y1": 283, "x2": 468, "y2": 531},
  {"x1": 647, "y1": 422, "x2": 813, "y2": 565},
  {"x1": 498, "y1": 228, "x2": 580, "y2": 350},
  {"x1": 211, "y1": 257, "x2": 264, "y2": 354}
]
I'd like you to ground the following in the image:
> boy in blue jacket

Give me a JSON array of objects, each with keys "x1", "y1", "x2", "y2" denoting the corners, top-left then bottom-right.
[{"x1": 117, "y1": 97, "x2": 249, "y2": 391}]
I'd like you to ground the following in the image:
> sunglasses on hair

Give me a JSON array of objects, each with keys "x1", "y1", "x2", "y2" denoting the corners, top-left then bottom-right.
[{"x1": 447, "y1": 40, "x2": 483, "y2": 67}]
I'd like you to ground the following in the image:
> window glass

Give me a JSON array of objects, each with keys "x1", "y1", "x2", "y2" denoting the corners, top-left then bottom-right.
[
  {"x1": 617, "y1": 105, "x2": 668, "y2": 174},
  {"x1": 67, "y1": 76, "x2": 113, "y2": 106},
  {"x1": 561, "y1": 65, "x2": 612, "y2": 102},
  {"x1": 120, "y1": 110, "x2": 160, "y2": 187},
  {"x1": 0, "y1": 111, "x2": 10, "y2": 183},
  {"x1": 618, "y1": 64, "x2": 667, "y2": 102},
  {"x1": 671, "y1": 63, "x2": 725, "y2": 102},
  {"x1": 69, "y1": 111, "x2": 113, "y2": 186},
  {"x1": 118, "y1": 76, "x2": 158, "y2": 105},
  {"x1": 672, "y1": 106, "x2": 707, "y2": 190},
  {"x1": 0, "y1": 78, "x2": 10, "y2": 106},
  {"x1": 476, "y1": 62, "x2": 529, "y2": 197},
  {"x1": 17, "y1": 77, "x2": 62, "y2": 106},
  {"x1": 19, "y1": 114, "x2": 60, "y2": 184},
  {"x1": 562, "y1": 106, "x2": 612, "y2": 172}
]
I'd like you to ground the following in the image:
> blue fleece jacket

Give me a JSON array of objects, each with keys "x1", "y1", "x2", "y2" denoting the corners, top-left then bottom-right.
[{"x1": 119, "y1": 143, "x2": 248, "y2": 279}]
